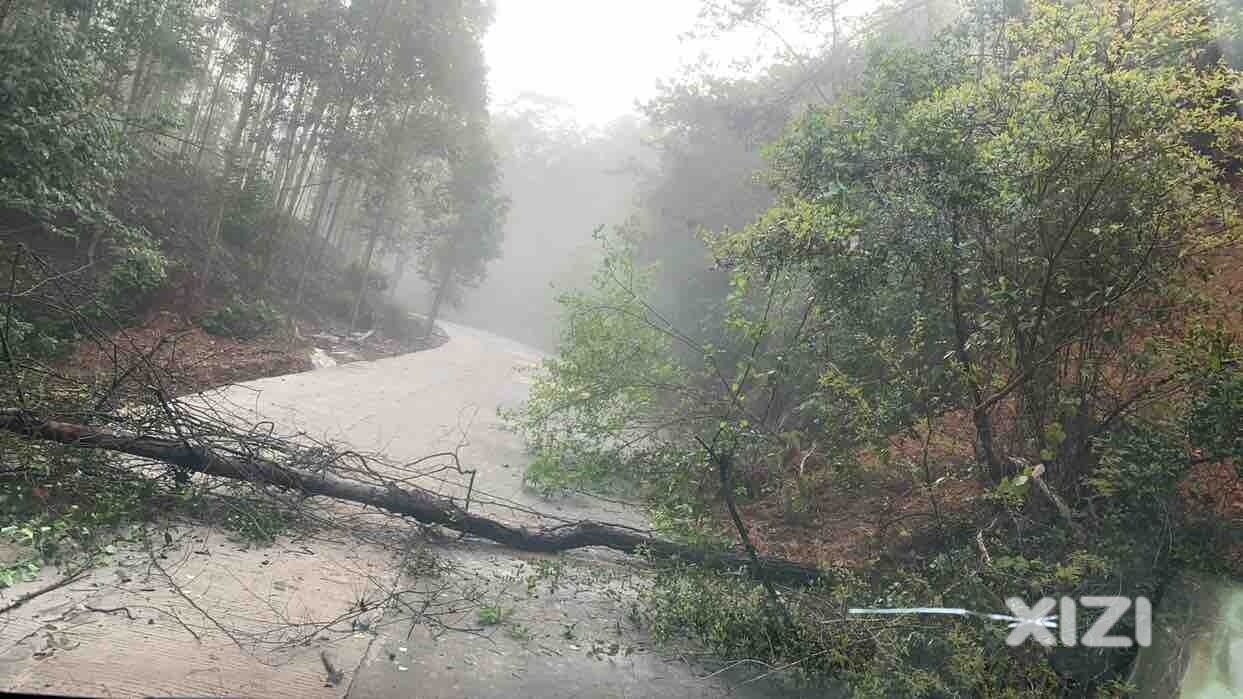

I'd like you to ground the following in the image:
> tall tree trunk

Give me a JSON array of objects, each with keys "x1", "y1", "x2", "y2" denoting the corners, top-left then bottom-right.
[
  {"x1": 122, "y1": 0, "x2": 169, "y2": 127},
  {"x1": 180, "y1": 18, "x2": 222, "y2": 158},
  {"x1": 292, "y1": 99, "x2": 354, "y2": 306},
  {"x1": 280, "y1": 88, "x2": 325, "y2": 216},
  {"x1": 349, "y1": 224, "x2": 381, "y2": 332},
  {"x1": 347, "y1": 102, "x2": 411, "y2": 330},
  {"x1": 294, "y1": 177, "x2": 355, "y2": 305},
  {"x1": 193, "y1": 54, "x2": 230, "y2": 171},
  {"x1": 243, "y1": 73, "x2": 288, "y2": 189},
  {"x1": 272, "y1": 76, "x2": 307, "y2": 197},
  {"x1": 949, "y1": 219, "x2": 1000, "y2": 481},
  {"x1": 238, "y1": 82, "x2": 275, "y2": 190},
  {"x1": 294, "y1": 102, "x2": 379, "y2": 305},
  {"x1": 291, "y1": 0, "x2": 388, "y2": 306},
  {"x1": 133, "y1": 48, "x2": 166, "y2": 120},
  {"x1": 256, "y1": 79, "x2": 311, "y2": 291},
  {"x1": 201, "y1": 0, "x2": 282, "y2": 291},
  {"x1": 321, "y1": 178, "x2": 353, "y2": 257},
  {"x1": 294, "y1": 163, "x2": 341, "y2": 303},
  {"x1": 425, "y1": 264, "x2": 451, "y2": 338},
  {"x1": 124, "y1": 49, "x2": 154, "y2": 128},
  {"x1": 289, "y1": 155, "x2": 320, "y2": 220},
  {"x1": 284, "y1": 110, "x2": 323, "y2": 217},
  {"x1": 388, "y1": 250, "x2": 407, "y2": 303},
  {"x1": 329, "y1": 110, "x2": 379, "y2": 256}
]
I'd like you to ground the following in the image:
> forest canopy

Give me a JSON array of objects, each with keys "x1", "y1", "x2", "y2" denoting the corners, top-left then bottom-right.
[
  {"x1": 509, "y1": 0, "x2": 1243, "y2": 694},
  {"x1": 3, "y1": 0, "x2": 1243, "y2": 695},
  {"x1": 0, "y1": 0, "x2": 505, "y2": 340}
]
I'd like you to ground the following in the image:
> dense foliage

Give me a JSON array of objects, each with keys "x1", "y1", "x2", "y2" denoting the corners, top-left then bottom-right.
[
  {"x1": 514, "y1": 0, "x2": 1243, "y2": 694},
  {"x1": 734, "y1": 0, "x2": 1243, "y2": 484},
  {"x1": 0, "y1": 0, "x2": 505, "y2": 343},
  {"x1": 0, "y1": 0, "x2": 504, "y2": 605}
]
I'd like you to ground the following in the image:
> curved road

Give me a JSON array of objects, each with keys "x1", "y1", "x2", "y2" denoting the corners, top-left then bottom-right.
[
  {"x1": 218, "y1": 320, "x2": 643, "y2": 527},
  {"x1": 0, "y1": 322, "x2": 796, "y2": 698}
]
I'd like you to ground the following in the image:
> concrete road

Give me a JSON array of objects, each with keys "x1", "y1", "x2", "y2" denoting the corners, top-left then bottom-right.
[{"x1": 0, "y1": 322, "x2": 797, "y2": 698}]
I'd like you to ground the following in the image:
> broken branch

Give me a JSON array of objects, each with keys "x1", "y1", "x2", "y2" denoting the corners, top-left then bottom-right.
[{"x1": 0, "y1": 410, "x2": 829, "y2": 586}]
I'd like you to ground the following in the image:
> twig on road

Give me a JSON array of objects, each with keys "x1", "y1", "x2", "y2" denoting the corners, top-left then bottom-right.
[
  {"x1": 84, "y1": 604, "x2": 136, "y2": 620},
  {"x1": 0, "y1": 566, "x2": 91, "y2": 615}
]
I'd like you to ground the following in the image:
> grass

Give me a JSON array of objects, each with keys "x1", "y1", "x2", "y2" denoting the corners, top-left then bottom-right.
[
  {"x1": 0, "y1": 437, "x2": 301, "y2": 587},
  {"x1": 476, "y1": 605, "x2": 506, "y2": 625},
  {"x1": 0, "y1": 441, "x2": 160, "y2": 586},
  {"x1": 506, "y1": 622, "x2": 533, "y2": 642}
]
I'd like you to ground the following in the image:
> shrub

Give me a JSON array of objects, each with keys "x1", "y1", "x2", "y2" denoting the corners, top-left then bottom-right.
[
  {"x1": 201, "y1": 298, "x2": 282, "y2": 339},
  {"x1": 100, "y1": 240, "x2": 168, "y2": 314},
  {"x1": 1184, "y1": 327, "x2": 1243, "y2": 466},
  {"x1": 0, "y1": 15, "x2": 131, "y2": 237},
  {"x1": 508, "y1": 228, "x2": 696, "y2": 495},
  {"x1": 717, "y1": 0, "x2": 1243, "y2": 483},
  {"x1": 221, "y1": 177, "x2": 276, "y2": 250}
]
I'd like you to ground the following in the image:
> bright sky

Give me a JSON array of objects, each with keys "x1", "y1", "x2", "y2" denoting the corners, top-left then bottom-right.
[{"x1": 484, "y1": 0, "x2": 774, "y2": 127}]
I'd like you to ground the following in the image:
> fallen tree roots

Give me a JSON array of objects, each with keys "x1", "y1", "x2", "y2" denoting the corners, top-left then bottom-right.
[{"x1": 0, "y1": 410, "x2": 828, "y2": 586}]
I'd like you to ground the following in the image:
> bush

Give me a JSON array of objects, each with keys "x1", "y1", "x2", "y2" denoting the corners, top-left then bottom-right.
[
  {"x1": 221, "y1": 177, "x2": 276, "y2": 250},
  {"x1": 375, "y1": 298, "x2": 417, "y2": 341},
  {"x1": 201, "y1": 298, "x2": 282, "y2": 339},
  {"x1": 716, "y1": 0, "x2": 1243, "y2": 483},
  {"x1": 100, "y1": 240, "x2": 168, "y2": 314},
  {"x1": 642, "y1": 562, "x2": 1070, "y2": 697},
  {"x1": 636, "y1": 413, "x2": 1233, "y2": 696},
  {"x1": 508, "y1": 229, "x2": 695, "y2": 495},
  {"x1": 1185, "y1": 327, "x2": 1243, "y2": 466},
  {"x1": 0, "y1": 15, "x2": 131, "y2": 237}
]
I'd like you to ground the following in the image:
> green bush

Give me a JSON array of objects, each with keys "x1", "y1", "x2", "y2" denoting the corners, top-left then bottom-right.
[
  {"x1": 0, "y1": 15, "x2": 131, "y2": 237},
  {"x1": 201, "y1": 298, "x2": 282, "y2": 339},
  {"x1": 642, "y1": 562, "x2": 1070, "y2": 697},
  {"x1": 221, "y1": 177, "x2": 276, "y2": 250},
  {"x1": 1186, "y1": 330, "x2": 1243, "y2": 466},
  {"x1": 100, "y1": 241, "x2": 168, "y2": 313},
  {"x1": 635, "y1": 414, "x2": 1228, "y2": 696},
  {"x1": 1, "y1": 312, "x2": 67, "y2": 358},
  {"x1": 508, "y1": 229, "x2": 696, "y2": 495}
]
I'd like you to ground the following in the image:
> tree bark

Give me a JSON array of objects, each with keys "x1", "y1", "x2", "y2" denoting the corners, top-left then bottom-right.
[
  {"x1": 949, "y1": 219, "x2": 1000, "y2": 481},
  {"x1": 272, "y1": 76, "x2": 308, "y2": 203},
  {"x1": 202, "y1": 0, "x2": 282, "y2": 290},
  {"x1": 193, "y1": 56, "x2": 230, "y2": 171},
  {"x1": 350, "y1": 215, "x2": 381, "y2": 332},
  {"x1": 281, "y1": 91, "x2": 326, "y2": 217},
  {"x1": 180, "y1": 17, "x2": 223, "y2": 159},
  {"x1": 0, "y1": 411, "x2": 829, "y2": 587},
  {"x1": 425, "y1": 264, "x2": 450, "y2": 337}
]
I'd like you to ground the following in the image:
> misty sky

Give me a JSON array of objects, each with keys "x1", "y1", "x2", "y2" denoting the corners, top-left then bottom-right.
[
  {"x1": 484, "y1": 0, "x2": 781, "y2": 126},
  {"x1": 484, "y1": 1, "x2": 884, "y2": 126}
]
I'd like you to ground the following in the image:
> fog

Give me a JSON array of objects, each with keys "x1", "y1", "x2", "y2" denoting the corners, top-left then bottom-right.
[
  {"x1": 395, "y1": 98, "x2": 648, "y2": 350},
  {"x1": 7, "y1": 0, "x2": 1243, "y2": 694},
  {"x1": 396, "y1": 0, "x2": 873, "y2": 349}
]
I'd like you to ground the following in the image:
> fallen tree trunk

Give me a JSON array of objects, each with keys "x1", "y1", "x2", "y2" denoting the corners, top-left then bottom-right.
[{"x1": 0, "y1": 411, "x2": 828, "y2": 586}]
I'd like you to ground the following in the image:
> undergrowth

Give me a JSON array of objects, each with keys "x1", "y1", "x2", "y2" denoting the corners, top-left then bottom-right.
[
  {"x1": 200, "y1": 298, "x2": 284, "y2": 340},
  {"x1": 0, "y1": 436, "x2": 302, "y2": 587},
  {"x1": 634, "y1": 416, "x2": 1243, "y2": 697}
]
